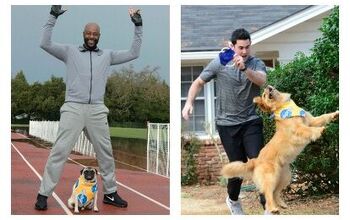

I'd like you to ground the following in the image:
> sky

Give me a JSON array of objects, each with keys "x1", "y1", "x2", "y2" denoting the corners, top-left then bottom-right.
[{"x1": 11, "y1": 5, "x2": 170, "y2": 84}]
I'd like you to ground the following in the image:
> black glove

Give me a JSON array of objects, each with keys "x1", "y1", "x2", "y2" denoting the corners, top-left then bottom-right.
[
  {"x1": 130, "y1": 10, "x2": 142, "y2": 26},
  {"x1": 50, "y1": 5, "x2": 67, "y2": 18}
]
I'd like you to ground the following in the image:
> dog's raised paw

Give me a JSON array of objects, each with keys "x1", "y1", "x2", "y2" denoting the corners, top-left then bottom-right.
[{"x1": 332, "y1": 111, "x2": 339, "y2": 121}]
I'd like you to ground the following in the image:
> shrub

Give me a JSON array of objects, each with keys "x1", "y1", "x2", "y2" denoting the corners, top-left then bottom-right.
[{"x1": 181, "y1": 136, "x2": 201, "y2": 185}]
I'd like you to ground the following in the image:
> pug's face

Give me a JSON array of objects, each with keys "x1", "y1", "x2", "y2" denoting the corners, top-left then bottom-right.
[{"x1": 80, "y1": 167, "x2": 98, "y2": 182}]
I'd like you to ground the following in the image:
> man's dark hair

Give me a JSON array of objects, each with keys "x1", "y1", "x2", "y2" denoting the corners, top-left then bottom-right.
[{"x1": 230, "y1": 28, "x2": 251, "y2": 45}]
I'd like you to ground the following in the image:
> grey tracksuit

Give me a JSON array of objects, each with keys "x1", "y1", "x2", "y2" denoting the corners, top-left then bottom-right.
[
  {"x1": 38, "y1": 15, "x2": 142, "y2": 196},
  {"x1": 40, "y1": 15, "x2": 142, "y2": 104}
]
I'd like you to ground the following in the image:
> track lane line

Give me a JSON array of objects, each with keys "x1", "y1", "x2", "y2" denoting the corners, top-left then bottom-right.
[
  {"x1": 116, "y1": 180, "x2": 170, "y2": 210},
  {"x1": 11, "y1": 142, "x2": 73, "y2": 215}
]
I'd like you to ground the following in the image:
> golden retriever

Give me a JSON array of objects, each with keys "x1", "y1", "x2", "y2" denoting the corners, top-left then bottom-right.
[{"x1": 221, "y1": 85, "x2": 339, "y2": 214}]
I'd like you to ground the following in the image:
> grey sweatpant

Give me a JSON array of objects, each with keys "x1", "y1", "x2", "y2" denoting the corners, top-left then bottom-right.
[{"x1": 39, "y1": 102, "x2": 117, "y2": 196}]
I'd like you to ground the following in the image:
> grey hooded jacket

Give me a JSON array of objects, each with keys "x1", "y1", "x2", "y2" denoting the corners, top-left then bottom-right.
[{"x1": 40, "y1": 15, "x2": 143, "y2": 104}]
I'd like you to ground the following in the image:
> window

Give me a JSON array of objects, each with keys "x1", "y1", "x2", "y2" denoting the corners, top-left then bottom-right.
[
  {"x1": 181, "y1": 66, "x2": 205, "y2": 133},
  {"x1": 262, "y1": 59, "x2": 279, "y2": 69},
  {"x1": 255, "y1": 50, "x2": 279, "y2": 69}
]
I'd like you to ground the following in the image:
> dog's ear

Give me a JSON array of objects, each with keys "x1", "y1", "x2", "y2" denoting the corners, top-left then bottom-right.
[
  {"x1": 80, "y1": 168, "x2": 85, "y2": 175},
  {"x1": 282, "y1": 93, "x2": 291, "y2": 102},
  {"x1": 253, "y1": 96, "x2": 270, "y2": 112},
  {"x1": 95, "y1": 168, "x2": 99, "y2": 175}
]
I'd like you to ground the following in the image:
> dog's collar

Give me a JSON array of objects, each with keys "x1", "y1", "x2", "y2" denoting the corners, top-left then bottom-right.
[{"x1": 272, "y1": 100, "x2": 306, "y2": 120}]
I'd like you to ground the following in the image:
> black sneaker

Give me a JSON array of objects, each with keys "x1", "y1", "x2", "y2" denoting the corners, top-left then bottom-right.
[
  {"x1": 35, "y1": 194, "x2": 48, "y2": 210},
  {"x1": 103, "y1": 191, "x2": 128, "y2": 208}
]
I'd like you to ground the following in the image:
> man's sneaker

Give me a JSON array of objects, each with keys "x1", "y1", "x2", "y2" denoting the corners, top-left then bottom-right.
[
  {"x1": 226, "y1": 196, "x2": 245, "y2": 215},
  {"x1": 103, "y1": 191, "x2": 128, "y2": 208},
  {"x1": 35, "y1": 194, "x2": 48, "y2": 210}
]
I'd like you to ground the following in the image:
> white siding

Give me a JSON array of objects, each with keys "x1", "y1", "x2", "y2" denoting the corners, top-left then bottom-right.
[{"x1": 253, "y1": 12, "x2": 330, "y2": 64}]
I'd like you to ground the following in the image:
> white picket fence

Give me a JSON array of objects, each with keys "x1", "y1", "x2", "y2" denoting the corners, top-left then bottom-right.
[
  {"x1": 29, "y1": 121, "x2": 96, "y2": 157},
  {"x1": 147, "y1": 123, "x2": 170, "y2": 177},
  {"x1": 29, "y1": 121, "x2": 170, "y2": 177}
]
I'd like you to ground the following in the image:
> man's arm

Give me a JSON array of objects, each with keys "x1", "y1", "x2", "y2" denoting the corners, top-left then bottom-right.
[
  {"x1": 40, "y1": 6, "x2": 68, "y2": 62},
  {"x1": 243, "y1": 69, "x2": 266, "y2": 87},
  {"x1": 182, "y1": 77, "x2": 206, "y2": 120},
  {"x1": 233, "y1": 55, "x2": 266, "y2": 87},
  {"x1": 182, "y1": 57, "x2": 221, "y2": 120},
  {"x1": 110, "y1": 9, "x2": 143, "y2": 65}
]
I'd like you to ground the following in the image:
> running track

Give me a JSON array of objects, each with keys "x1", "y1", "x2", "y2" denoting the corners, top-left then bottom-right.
[{"x1": 11, "y1": 132, "x2": 169, "y2": 215}]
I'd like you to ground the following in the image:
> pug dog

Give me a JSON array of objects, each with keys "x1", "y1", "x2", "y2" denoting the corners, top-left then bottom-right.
[{"x1": 67, "y1": 167, "x2": 99, "y2": 213}]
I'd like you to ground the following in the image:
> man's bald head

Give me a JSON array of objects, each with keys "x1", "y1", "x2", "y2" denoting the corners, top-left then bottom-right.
[
  {"x1": 84, "y1": 23, "x2": 101, "y2": 33},
  {"x1": 83, "y1": 22, "x2": 101, "y2": 50}
]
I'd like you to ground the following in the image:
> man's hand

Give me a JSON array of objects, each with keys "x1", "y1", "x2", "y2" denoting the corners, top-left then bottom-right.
[
  {"x1": 129, "y1": 8, "x2": 143, "y2": 26},
  {"x1": 233, "y1": 55, "x2": 245, "y2": 70},
  {"x1": 50, "y1": 5, "x2": 67, "y2": 18},
  {"x1": 182, "y1": 103, "x2": 193, "y2": 121}
]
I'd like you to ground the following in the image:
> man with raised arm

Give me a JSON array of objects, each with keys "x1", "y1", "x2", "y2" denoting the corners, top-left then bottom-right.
[
  {"x1": 182, "y1": 28, "x2": 267, "y2": 215},
  {"x1": 35, "y1": 5, "x2": 143, "y2": 210}
]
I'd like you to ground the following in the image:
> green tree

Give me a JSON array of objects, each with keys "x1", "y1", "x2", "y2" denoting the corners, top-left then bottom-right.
[
  {"x1": 105, "y1": 67, "x2": 135, "y2": 123},
  {"x1": 12, "y1": 66, "x2": 169, "y2": 126},
  {"x1": 132, "y1": 67, "x2": 170, "y2": 123},
  {"x1": 29, "y1": 82, "x2": 45, "y2": 120},
  {"x1": 38, "y1": 76, "x2": 65, "y2": 120},
  {"x1": 11, "y1": 71, "x2": 31, "y2": 122},
  {"x1": 11, "y1": 72, "x2": 65, "y2": 122},
  {"x1": 105, "y1": 65, "x2": 169, "y2": 126}
]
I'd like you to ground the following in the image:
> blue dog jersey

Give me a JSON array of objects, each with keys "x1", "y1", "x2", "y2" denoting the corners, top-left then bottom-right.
[
  {"x1": 273, "y1": 100, "x2": 306, "y2": 120},
  {"x1": 73, "y1": 175, "x2": 98, "y2": 207}
]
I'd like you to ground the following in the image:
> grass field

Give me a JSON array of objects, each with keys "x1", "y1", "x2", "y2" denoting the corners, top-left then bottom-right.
[{"x1": 109, "y1": 127, "x2": 147, "y2": 139}]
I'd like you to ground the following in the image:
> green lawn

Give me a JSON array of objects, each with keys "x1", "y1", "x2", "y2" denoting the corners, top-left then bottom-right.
[{"x1": 109, "y1": 127, "x2": 147, "y2": 140}]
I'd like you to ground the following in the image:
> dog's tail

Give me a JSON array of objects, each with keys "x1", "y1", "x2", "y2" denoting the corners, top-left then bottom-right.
[{"x1": 221, "y1": 159, "x2": 256, "y2": 179}]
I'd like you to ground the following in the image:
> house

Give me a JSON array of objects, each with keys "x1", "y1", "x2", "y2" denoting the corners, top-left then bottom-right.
[{"x1": 181, "y1": 5, "x2": 334, "y2": 136}]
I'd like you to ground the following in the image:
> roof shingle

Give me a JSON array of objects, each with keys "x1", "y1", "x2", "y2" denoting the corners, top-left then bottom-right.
[{"x1": 181, "y1": 5, "x2": 311, "y2": 51}]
